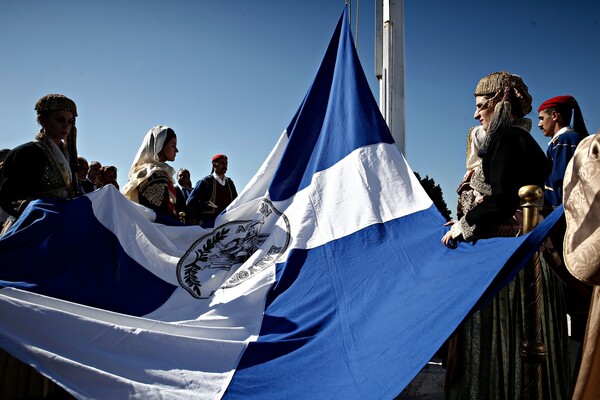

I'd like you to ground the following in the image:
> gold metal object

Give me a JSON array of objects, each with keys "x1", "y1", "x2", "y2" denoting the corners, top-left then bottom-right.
[{"x1": 518, "y1": 185, "x2": 546, "y2": 399}]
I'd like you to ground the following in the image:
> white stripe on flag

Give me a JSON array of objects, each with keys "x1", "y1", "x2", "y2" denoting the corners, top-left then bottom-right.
[{"x1": 272, "y1": 142, "x2": 433, "y2": 255}]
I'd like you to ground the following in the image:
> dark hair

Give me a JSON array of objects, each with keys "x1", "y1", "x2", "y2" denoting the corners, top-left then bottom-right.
[
  {"x1": 98, "y1": 165, "x2": 117, "y2": 178},
  {"x1": 164, "y1": 128, "x2": 176, "y2": 143},
  {"x1": 0, "y1": 148, "x2": 10, "y2": 163},
  {"x1": 157, "y1": 128, "x2": 176, "y2": 162},
  {"x1": 544, "y1": 105, "x2": 573, "y2": 125}
]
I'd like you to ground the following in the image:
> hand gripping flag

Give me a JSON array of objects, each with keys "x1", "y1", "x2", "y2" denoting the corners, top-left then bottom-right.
[{"x1": 0, "y1": 7, "x2": 562, "y2": 399}]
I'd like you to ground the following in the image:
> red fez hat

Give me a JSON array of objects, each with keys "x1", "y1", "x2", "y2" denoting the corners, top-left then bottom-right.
[
  {"x1": 538, "y1": 95, "x2": 577, "y2": 112},
  {"x1": 212, "y1": 154, "x2": 226, "y2": 162}
]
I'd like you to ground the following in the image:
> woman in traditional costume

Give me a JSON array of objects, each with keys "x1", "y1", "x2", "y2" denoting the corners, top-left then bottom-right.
[
  {"x1": 0, "y1": 93, "x2": 78, "y2": 398},
  {"x1": 0, "y1": 94, "x2": 79, "y2": 233},
  {"x1": 122, "y1": 125, "x2": 179, "y2": 219},
  {"x1": 442, "y1": 72, "x2": 571, "y2": 399}
]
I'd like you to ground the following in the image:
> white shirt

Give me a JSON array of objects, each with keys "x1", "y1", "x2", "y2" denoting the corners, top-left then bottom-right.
[
  {"x1": 548, "y1": 126, "x2": 573, "y2": 145},
  {"x1": 212, "y1": 172, "x2": 228, "y2": 186}
]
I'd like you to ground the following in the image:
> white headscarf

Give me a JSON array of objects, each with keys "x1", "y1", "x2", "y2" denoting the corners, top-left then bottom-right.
[
  {"x1": 122, "y1": 125, "x2": 177, "y2": 202},
  {"x1": 466, "y1": 125, "x2": 486, "y2": 171}
]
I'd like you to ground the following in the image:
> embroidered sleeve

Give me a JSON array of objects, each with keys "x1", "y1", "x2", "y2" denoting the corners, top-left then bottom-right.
[
  {"x1": 140, "y1": 181, "x2": 167, "y2": 207},
  {"x1": 450, "y1": 216, "x2": 477, "y2": 242},
  {"x1": 469, "y1": 167, "x2": 491, "y2": 196},
  {"x1": 137, "y1": 173, "x2": 172, "y2": 214}
]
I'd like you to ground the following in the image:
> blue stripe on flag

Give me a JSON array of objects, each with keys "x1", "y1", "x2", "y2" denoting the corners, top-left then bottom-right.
[
  {"x1": 269, "y1": 10, "x2": 393, "y2": 202},
  {"x1": 223, "y1": 204, "x2": 561, "y2": 399},
  {"x1": 0, "y1": 197, "x2": 176, "y2": 316}
]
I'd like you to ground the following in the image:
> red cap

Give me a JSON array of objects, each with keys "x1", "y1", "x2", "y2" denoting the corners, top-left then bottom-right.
[
  {"x1": 212, "y1": 154, "x2": 226, "y2": 162},
  {"x1": 538, "y1": 95, "x2": 576, "y2": 112}
]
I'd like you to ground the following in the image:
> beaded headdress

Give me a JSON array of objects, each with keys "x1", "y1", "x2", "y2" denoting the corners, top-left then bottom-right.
[
  {"x1": 475, "y1": 71, "x2": 532, "y2": 156},
  {"x1": 474, "y1": 71, "x2": 532, "y2": 118},
  {"x1": 35, "y1": 94, "x2": 78, "y2": 117}
]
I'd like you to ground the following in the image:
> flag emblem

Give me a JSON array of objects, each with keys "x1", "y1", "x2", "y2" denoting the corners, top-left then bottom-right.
[{"x1": 177, "y1": 198, "x2": 291, "y2": 298}]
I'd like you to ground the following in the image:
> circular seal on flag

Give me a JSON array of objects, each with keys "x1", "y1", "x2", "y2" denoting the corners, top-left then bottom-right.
[{"x1": 177, "y1": 199, "x2": 290, "y2": 299}]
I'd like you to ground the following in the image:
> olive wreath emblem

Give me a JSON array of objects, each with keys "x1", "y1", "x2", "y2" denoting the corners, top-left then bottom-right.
[
  {"x1": 177, "y1": 199, "x2": 290, "y2": 299},
  {"x1": 180, "y1": 227, "x2": 230, "y2": 298}
]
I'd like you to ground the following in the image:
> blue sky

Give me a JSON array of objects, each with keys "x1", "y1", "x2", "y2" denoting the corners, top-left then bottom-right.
[{"x1": 1, "y1": 0, "x2": 599, "y2": 217}]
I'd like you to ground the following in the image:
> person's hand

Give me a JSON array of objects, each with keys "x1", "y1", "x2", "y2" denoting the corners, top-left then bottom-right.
[{"x1": 442, "y1": 220, "x2": 458, "y2": 249}]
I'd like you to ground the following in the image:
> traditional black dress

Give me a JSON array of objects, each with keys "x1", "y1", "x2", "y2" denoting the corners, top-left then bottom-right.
[
  {"x1": 136, "y1": 169, "x2": 178, "y2": 218},
  {"x1": 446, "y1": 123, "x2": 571, "y2": 400},
  {"x1": 0, "y1": 134, "x2": 76, "y2": 227}
]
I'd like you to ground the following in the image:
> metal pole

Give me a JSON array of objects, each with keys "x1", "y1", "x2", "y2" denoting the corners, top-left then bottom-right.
[
  {"x1": 518, "y1": 185, "x2": 546, "y2": 400},
  {"x1": 375, "y1": 0, "x2": 406, "y2": 155}
]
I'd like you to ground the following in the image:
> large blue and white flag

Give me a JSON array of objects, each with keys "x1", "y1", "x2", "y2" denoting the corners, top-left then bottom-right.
[{"x1": 0, "y1": 8, "x2": 561, "y2": 400}]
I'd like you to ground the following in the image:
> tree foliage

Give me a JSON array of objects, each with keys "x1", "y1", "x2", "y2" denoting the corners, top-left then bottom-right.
[{"x1": 414, "y1": 172, "x2": 452, "y2": 221}]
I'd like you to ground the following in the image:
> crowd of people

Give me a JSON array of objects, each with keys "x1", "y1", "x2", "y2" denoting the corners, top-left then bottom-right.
[
  {"x1": 0, "y1": 95, "x2": 239, "y2": 399},
  {"x1": 0, "y1": 79, "x2": 597, "y2": 399},
  {"x1": 0, "y1": 96, "x2": 238, "y2": 236},
  {"x1": 118, "y1": 125, "x2": 238, "y2": 227}
]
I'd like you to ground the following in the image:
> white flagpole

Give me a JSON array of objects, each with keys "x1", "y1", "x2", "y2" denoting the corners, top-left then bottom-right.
[{"x1": 375, "y1": 0, "x2": 406, "y2": 155}]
